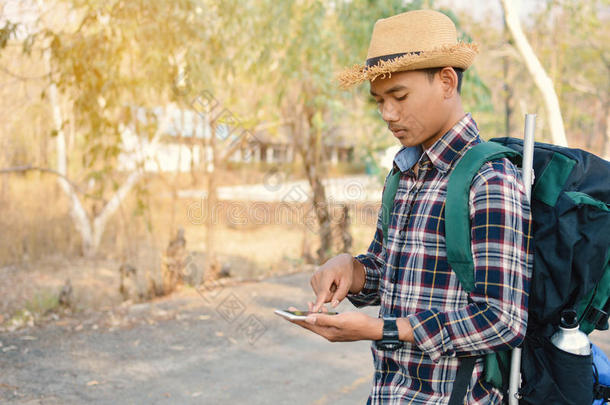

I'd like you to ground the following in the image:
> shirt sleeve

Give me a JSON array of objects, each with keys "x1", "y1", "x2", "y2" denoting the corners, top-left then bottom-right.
[
  {"x1": 346, "y1": 176, "x2": 391, "y2": 308},
  {"x1": 407, "y1": 159, "x2": 533, "y2": 362}
]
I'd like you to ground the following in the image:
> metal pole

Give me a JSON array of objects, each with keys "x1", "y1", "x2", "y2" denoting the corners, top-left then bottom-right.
[
  {"x1": 522, "y1": 114, "x2": 536, "y2": 200},
  {"x1": 508, "y1": 113, "x2": 536, "y2": 405}
]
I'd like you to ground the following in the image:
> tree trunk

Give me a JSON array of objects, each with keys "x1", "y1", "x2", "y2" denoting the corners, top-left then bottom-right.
[
  {"x1": 298, "y1": 113, "x2": 332, "y2": 264},
  {"x1": 205, "y1": 121, "x2": 219, "y2": 280},
  {"x1": 501, "y1": 0, "x2": 568, "y2": 146},
  {"x1": 340, "y1": 205, "x2": 352, "y2": 253},
  {"x1": 90, "y1": 170, "x2": 143, "y2": 253},
  {"x1": 502, "y1": 10, "x2": 513, "y2": 137},
  {"x1": 306, "y1": 163, "x2": 332, "y2": 263},
  {"x1": 47, "y1": 52, "x2": 95, "y2": 254}
]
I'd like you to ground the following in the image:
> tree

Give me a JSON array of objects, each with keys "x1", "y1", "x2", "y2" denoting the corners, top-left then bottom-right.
[
  {"x1": 245, "y1": 0, "x2": 425, "y2": 263},
  {"x1": 543, "y1": 0, "x2": 609, "y2": 155},
  {"x1": 174, "y1": 0, "x2": 270, "y2": 279},
  {"x1": 1, "y1": 0, "x2": 203, "y2": 256},
  {"x1": 500, "y1": 0, "x2": 568, "y2": 146}
]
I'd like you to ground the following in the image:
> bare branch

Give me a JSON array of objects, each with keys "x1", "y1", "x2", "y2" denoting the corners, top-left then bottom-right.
[
  {"x1": 566, "y1": 78, "x2": 599, "y2": 96},
  {"x1": 0, "y1": 164, "x2": 105, "y2": 200},
  {"x1": 1, "y1": 164, "x2": 79, "y2": 189}
]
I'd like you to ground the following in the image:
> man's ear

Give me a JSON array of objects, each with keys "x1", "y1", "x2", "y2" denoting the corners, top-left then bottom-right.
[{"x1": 438, "y1": 67, "x2": 458, "y2": 98}]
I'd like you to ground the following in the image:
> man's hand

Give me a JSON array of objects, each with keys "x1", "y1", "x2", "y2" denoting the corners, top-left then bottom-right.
[
  {"x1": 309, "y1": 253, "x2": 365, "y2": 312},
  {"x1": 286, "y1": 306, "x2": 415, "y2": 344},
  {"x1": 291, "y1": 310, "x2": 383, "y2": 342}
]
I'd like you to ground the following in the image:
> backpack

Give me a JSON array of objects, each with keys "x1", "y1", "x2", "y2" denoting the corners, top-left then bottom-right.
[{"x1": 381, "y1": 137, "x2": 610, "y2": 404}]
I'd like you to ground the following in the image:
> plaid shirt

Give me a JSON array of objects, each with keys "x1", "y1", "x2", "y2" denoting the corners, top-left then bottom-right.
[{"x1": 348, "y1": 114, "x2": 532, "y2": 404}]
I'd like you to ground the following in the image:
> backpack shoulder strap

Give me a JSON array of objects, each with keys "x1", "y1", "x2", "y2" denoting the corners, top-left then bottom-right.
[
  {"x1": 579, "y1": 254, "x2": 610, "y2": 334},
  {"x1": 445, "y1": 141, "x2": 521, "y2": 293},
  {"x1": 381, "y1": 169, "x2": 401, "y2": 246}
]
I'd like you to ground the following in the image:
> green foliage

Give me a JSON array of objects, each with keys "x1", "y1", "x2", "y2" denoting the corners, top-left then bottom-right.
[
  {"x1": 0, "y1": 0, "x2": 212, "y2": 205},
  {"x1": 25, "y1": 289, "x2": 59, "y2": 315},
  {"x1": 461, "y1": 67, "x2": 494, "y2": 113},
  {"x1": 2, "y1": 1, "x2": 525, "y2": 197},
  {"x1": 3, "y1": 0, "x2": 493, "y2": 175},
  {"x1": 437, "y1": 8, "x2": 493, "y2": 113},
  {"x1": 337, "y1": 0, "x2": 425, "y2": 63}
]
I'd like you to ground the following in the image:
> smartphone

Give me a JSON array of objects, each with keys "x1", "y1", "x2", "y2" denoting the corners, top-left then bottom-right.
[{"x1": 274, "y1": 309, "x2": 339, "y2": 321}]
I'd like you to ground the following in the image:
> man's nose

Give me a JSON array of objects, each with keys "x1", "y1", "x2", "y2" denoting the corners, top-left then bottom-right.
[{"x1": 380, "y1": 101, "x2": 399, "y2": 123}]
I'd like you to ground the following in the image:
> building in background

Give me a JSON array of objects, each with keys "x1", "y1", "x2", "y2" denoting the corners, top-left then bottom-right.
[{"x1": 118, "y1": 106, "x2": 354, "y2": 173}]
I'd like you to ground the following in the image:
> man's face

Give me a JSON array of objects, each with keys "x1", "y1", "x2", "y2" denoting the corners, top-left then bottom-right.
[{"x1": 369, "y1": 70, "x2": 447, "y2": 149}]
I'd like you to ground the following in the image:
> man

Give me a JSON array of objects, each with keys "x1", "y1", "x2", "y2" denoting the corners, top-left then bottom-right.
[{"x1": 289, "y1": 9, "x2": 532, "y2": 405}]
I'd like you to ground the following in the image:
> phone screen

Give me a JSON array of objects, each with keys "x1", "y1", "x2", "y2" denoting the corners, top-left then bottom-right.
[
  {"x1": 274, "y1": 309, "x2": 339, "y2": 320},
  {"x1": 286, "y1": 310, "x2": 338, "y2": 316}
]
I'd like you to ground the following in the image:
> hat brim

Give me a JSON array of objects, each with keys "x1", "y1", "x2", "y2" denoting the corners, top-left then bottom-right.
[{"x1": 337, "y1": 42, "x2": 478, "y2": 89}]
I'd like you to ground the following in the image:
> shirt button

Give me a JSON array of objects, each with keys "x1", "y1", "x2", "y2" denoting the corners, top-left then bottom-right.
[{"x1": 399, "y1": 230, "x2": 406, "y2": 237}]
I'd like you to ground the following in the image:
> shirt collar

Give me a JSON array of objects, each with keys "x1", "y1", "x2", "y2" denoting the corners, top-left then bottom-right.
[
  {"x1": 423, "y1": 113, "x2": 480, "y2": 173},
  {"x1": 393, "y1": 145, "x2": 422, "y2": 172}
]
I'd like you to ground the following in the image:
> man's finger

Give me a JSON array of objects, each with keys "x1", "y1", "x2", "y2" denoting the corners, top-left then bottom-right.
[
  {"x1": 308, "y1": 302, "x2": 329, "y2": 313},
  {"x1": 330, "y1": 280, "x2": 350, "y2": 307},
  {"x1": 312, "y1": 290, "x2": 331, "y2": 313},
  {"x1": 310, "y1": 272, "x2": 318, "y2": 291}
]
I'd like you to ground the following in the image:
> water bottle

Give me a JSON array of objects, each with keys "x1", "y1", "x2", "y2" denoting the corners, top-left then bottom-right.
[{"x1": 550, "y1": 309, "x2": 591, "y2": 355}]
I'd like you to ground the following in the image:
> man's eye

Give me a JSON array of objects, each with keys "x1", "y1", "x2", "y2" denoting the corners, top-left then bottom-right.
[{"x1": 396, "y1": 94, "x2": 407, "y2": 101}]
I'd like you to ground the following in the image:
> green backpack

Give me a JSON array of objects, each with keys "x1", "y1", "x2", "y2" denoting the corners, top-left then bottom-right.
[{"x1": 381, "y1": 138, "x2": 610, "y2": 402}]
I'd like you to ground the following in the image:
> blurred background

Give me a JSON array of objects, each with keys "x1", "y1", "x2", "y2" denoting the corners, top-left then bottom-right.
[
  {"x1": 0, "y1": 1, "x2": 608, "y2": 403},
  {"x1": 0, "y1": 0, "x2": 607, "y2": 344}
]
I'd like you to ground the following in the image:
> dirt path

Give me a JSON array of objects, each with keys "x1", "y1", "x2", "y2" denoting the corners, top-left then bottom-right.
[
  {"x1": 0, "y1": 272, "x2": 376, "y2": 405},
  {"x1": 1, "y1": 271, "x2": 609, "y2": 405}
]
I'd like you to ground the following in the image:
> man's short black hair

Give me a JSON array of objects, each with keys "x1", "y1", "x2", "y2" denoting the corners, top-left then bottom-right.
[{"x1": 421, "y1": 67, "x2": 464, "y2": 94}]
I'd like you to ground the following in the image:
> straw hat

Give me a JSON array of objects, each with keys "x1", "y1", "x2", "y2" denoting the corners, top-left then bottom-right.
[{"x1": 338, "y1": 10, "x2": 478, "y2": 89}]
